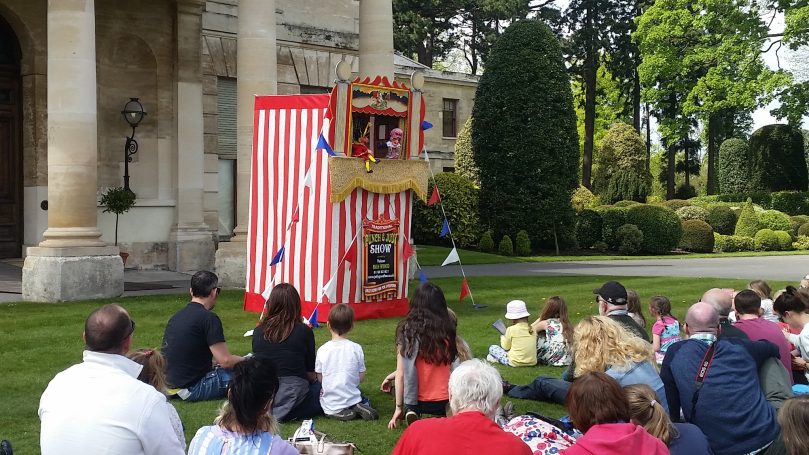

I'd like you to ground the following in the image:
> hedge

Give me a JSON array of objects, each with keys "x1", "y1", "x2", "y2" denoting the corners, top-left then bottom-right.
[
  {"x1": 412, "y1": 173, "x2": 481, "y2": 248},
  {"x1": 754, "y1": 229, "x2": 782, "y2": 251},
  {"x1": 735, "y1": 199, "x2": 760, "y2": 238},
  {"x1": 706, "y1": 205, "x2": 737, "y2": 235},
  {"x1": 799, "y1": 222, "x2": 809, "y2": 237},
  {"x1": 749, "y1": 124, "x2": 808, "y2": 192},
  {"x1": 759, "y1": 210, "x2": 792, "y2": 232},
  {"x1": 479, "y1": 230, "x2": 495, "y2": 252},
  {"x1": 776, "y1": 230, "x2": 794, "y2": 250},
  {"x1": 718, "y1": 138, "x2": 754, "y2": 193},
  {"x1": 717, "y1": 192, "x2": 772, "y2": 207},
  {"x1": 771, "y1": 191, "x2": 809, "y2": 215},
  {"x1": 625, "y1": 204, "x2": 683, "y2": 254},
  {"x1": 674, "y1": 184, "x2": 697, "y2": 200},
  {"x1": 662, "y1": 199, "x2": 691, "y2": 211},
  {"x1": 680, "y1": 220, "x2": 715, "y2": 253},
  {"x1": 576, "y1": 209, "x2": 603, "y2": 248},
  {"x1": 714, "y1": 234, "x2": 755, "y2": 252},
  {"x1": 794, "y1": 235, "x2": 809, "y2": 250},
  {"x1": 676, "y1": 205, "x2": 708, "y2": 222},
  {"x1": 614, "y1": 200, "x2": 642, "y2": 208},
  {"x1": 791, "y1": 216, "x2": 809, "y2": 237},
  {"x1": 597, "y1": 206, "x2": 629, "y2": 249},
  {"x1": 616, "y1": 224, "x2": 643, "y2": 255},
  {"x1": 571, "y1": 185, "x2": 597, "y2": 212}
]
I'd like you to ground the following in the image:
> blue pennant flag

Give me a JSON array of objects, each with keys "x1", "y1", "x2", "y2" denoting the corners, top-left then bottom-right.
[
  {"x1": 421, "y1": 120, "x2": 433, "y2": 131},
  {"x1": 308, "y1": 308, "x2": 320, "y2": 328},
  {"x1": 418, "y1": 270, "x2": 428, "y2": 284},
  {"x1": 269, "y1": 246, "x2": 285, "y2": 266},
  {"x1": 439, "y1": 218, "x2": 450, "y2": 238},
  {"x1": 316, "y1": 133, "x2": 336, "y2": 156}
]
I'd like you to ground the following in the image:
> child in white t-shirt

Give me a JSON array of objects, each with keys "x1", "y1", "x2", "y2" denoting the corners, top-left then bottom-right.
[{"x1": 315, "y1": 304, "x2": 378, "y2": 421}]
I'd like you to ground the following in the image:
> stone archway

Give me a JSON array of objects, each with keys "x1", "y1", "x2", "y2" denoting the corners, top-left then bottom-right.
[{"x1": 0, "y1": 14, "x2": 22, "y2": 258}]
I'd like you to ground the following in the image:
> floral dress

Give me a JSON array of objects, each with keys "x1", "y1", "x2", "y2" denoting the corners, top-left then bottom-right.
[{"x1": 536, "y1": 318, "x2": 571, "y2": 367}]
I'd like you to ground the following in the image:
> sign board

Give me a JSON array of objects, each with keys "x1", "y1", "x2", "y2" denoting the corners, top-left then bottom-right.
[{"x1": 362, "y1": 216, "x2": 399, "y2": 301}]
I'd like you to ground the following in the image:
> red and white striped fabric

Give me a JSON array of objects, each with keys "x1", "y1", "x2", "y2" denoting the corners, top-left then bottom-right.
[{"x1": 244, "y1": 95, "x2": 411, "y2": 321}]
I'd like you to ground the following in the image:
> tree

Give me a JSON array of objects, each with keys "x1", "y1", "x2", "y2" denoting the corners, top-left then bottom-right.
[
  {"x1": 593, "y1": 123, "x2": 650, "y2": 203},
  {"x1": 718, "y1": 138, "x2": 754, "y2": 193},
  {"x1": 749, "y1": 124, "x2": 809, "y2": 191},
  {"x1": 454, "y1": 117, "x2": 479, "y2": 185},
  {"x1": 472, "y1": 20, "x2": 579, "y2": 247},
  {"x1": 392, "y1": 0, "x2": 459, "y2": 67}
]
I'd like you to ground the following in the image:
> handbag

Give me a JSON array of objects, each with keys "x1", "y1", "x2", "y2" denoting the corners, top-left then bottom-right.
[{"x1": 292, "y1": 431, "x2": 356, "y2": 455}]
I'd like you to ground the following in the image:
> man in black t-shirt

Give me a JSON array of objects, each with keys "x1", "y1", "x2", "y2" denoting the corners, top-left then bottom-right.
[{"x1": 162, "y1": 271, "x2": 244, "y2": 401}]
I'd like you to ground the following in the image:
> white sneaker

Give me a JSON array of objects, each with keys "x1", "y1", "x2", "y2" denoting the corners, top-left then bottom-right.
[{"x1": 486, "y1": 354, "x2": 498, "y2": 363}]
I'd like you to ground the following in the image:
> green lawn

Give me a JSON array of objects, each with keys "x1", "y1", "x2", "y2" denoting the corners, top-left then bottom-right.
[
  {"x1": 416, "y1": 244, "x2": 809, "y2": 266},
  {"x1": 0, "y1": 275, "x2": 792, "y2": 454}
]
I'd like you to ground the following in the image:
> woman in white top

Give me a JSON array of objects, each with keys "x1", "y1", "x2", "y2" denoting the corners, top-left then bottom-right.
[
  {"x1": 775, "y1": 287, "x2": 809, "y2": 383},
  {"x1": 127, "y1": 348, "x2": 185, "y2": 451}
]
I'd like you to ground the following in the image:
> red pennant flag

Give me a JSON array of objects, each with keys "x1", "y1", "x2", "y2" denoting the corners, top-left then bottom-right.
[
  {"x1": 291, "y1": 207, "x2": 299, "y2": 223},
  {"x1": 460, "y1": 277, "x2": 471, "y2": 301},
  {"x1": 427, "y1": 187, "x2": 441, "y2": 206},
  {"x1": 402, "y1": 240, "x2": 414, "y2": 260},
  {"x1": 344, "y1": 240, "x2": 357, "y2": 263}
]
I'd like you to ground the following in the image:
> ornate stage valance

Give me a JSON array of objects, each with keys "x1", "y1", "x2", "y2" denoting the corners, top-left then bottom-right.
[{"x1": 329, "y1": 157, "x2": 430, "y2": 203}]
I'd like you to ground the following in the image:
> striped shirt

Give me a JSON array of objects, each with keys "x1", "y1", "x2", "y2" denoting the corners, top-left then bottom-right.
[{"x1": 188, "y1": 425, "x2": 298, "y2": 455}]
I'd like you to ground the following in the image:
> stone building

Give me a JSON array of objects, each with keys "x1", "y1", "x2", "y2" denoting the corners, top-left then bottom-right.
[{"x1": 0, "y1": 0, "x2": 476, "y2": 301}]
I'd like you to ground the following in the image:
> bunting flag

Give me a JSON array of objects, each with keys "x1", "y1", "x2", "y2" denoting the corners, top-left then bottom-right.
[
  {"x1": 422, "y1": 120, "x2": 433, "y2": 130},
  {"x1": 302, "y1": 169, "x2": 314, "y2": 189},
  {"x1": 321, "y1": 275, "x2": 338, "y2": 302},
  {"x1": 427, "y1": 187, "x2": 441, "y2": 206},
  {"x1": 344, "y1": 240, "x2": 357, "y2": 264},
  {"x1": 423, "y1": 150, "x2": 430, "y2": 162},
  {"x1": 441, "y1": 247, "x2": 460, "y2": 266},
  {"x1": 316, "y1": 133, "x2": 336, "y2": 156},
  {"x1": 418, "y1": 270, "x2": 428, "y2": 284},
  {"x1": 269, "y1": 246, "x2": 285, "y2": 266},
  {"x1": 402, "y1": 240, "x2": 414, "y2": 260},
  {"x1": 260, "y1": 286, "x2": 272, "y2": 301},
  {"x1": 460, "y1": 277, "x2": 471, "y2": 301},
  {"x1": 291, "y1": 207, "x2": 300, "y2": 223},
  {"x1": 308, "y1": 308, "x2": 320, "y2": 328},
  {"x1": 439, "y1": 218, "x2": 450, "y2": 238}
]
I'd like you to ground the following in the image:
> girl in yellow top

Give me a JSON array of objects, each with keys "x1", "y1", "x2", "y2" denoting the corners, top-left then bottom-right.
[{"x1": 487, "y1": 300, "x2": 538, "y2": 367}]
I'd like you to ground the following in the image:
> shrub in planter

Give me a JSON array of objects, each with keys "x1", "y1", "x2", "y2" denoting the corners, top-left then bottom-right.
[
  {"x1": 676, "y1": 205, "x2": 708, "y2": 222},
  {"x1": 499, "y1": 235, "x2": 514, "y2": 256},
  {"x1": 791, "y1": 216, "x2": 809, "y2": 237},
  {"x1": 597, "y1": 206, "x2": 629, "y2": 249},
  {"x1": 771, "y1": 191, "x2": 809, "y2": 216},
  {"x1": 412, "y1": 172, "x2": 482, "y2": 247},
  {"x1": 479, "y1": 230, "x2": 495, "y2": 252},
  {"x1": 516, "y1": 230, "x2": 531, "y2": 256},
  {"x1": 775, "y1": 230, "x2": 794, "y2": 250},
  {"x1": 626, "y1": 204, "x2": 683, "y2": 254},
  {"x1": 616, "y1": 223, "x2": 643, "y2": 255},
  {"x1": 714, "y1": 234, "x2": 755, "y2": 252},
  {"x1": 734, "y1": 198, "x2": 760, "y2": 238},
  {"x1": 799, "y1": 222, "x2": 809, "y2": 237},
  {"x1": 793, "y1": 235, "x2": 809, "y2": 250},
  {"x1": 706, "y1": 205, "x2": 737, "y2": 235},
  {"x1": 679, "y1": 220, "x2": 714, "y2": 253},
  {"x1": 759, "y1": 210, "x2": 792, "y2": 232},
  {"x1": 662, "y1": 199, "x2": 691, "y2": 211},
  {"x1": 575, "y1": 209, "x2": 603, "y2": 248},
  {"x1": 754, "y1": 229, "x2": 781, "y2": 251}
]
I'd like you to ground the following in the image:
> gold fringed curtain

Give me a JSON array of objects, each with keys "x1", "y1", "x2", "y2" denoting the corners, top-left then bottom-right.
[{"x1": 329, "y1": 157, "x2": 430, "y2": 203}]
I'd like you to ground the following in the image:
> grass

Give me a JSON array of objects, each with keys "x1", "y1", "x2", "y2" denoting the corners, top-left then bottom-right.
[
  {"x1": 416, "y1": 244, "x2": 809, "y2": 266},
  {"x1": 0, "y1": 275, "x2": 793, "y2": 455}
]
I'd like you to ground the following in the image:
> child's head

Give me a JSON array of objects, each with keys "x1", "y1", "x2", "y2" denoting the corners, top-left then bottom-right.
[
  {"x1": 505, "y1": 300, "x2": 530, "y2": 322},
  {"x1": 774, "y1": 286, "x2": 808, "y2": 329},
  {"x1": 627, "y1": 289, "x2": 641, "y2": 313},
  {"x1": 447, "y1": 307, "x2": 458, "y2": 326},
  {"x1": 734, "y1": 289, "x2": 762, "y2": 317},
  {"x1": 624, "y1": 383, "x2": 674, "y2": 445},
  {"x1": 328, "y1": 303, "x2": 354, "y2": 336},
  {"x1": 778, "y1": 395, "x2": 809, "y2": 455},
  {"x1": 649, "y1": 296, "x2": 672, "y2": 318},
  {"x1": 748, "y1": 280, "x2": 772, "y2": 300},
  {"x1": 540, "y1": 296, "x2": 567, "y2": 320},
  {"x1": 127, "y1": 348, "x2": 167, "y2": 394}
]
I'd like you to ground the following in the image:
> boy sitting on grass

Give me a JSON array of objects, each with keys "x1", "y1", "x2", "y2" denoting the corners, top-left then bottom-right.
[{"x1": 315, "y1": 303, "x2": 378, "y2": 420}]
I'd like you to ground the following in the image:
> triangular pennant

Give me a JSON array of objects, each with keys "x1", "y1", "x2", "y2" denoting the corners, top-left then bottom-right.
[
  {"x1": 422, "y1": 120, "x2": 433, "y2": 130},
  {"x1": 427, "y1": 187, "x2": 441, "y2": 206},
  {"x1": 316, "y1": 133, "x2": 336, "y2": 156},
  {"x1": 322, "y1": 275, "x2": 338, "y2": 302},
  {"x1": 269, "y1": 246, "x2": 285, "y2": 266},
  {"x1": 260, "y1": 285, "x2": 272, "y2": 301},
  {"x1": 460, "y1": 277, "x2": 471, "y2": 301},
  {"x1": 418, "y1": 270, "x2": 428, "y2": 284},
  {"x1": 308, "y1": 308, "x2": 320, "y2": 328},
  {"x1": 291, "y1": 207, "x2": 300, "y2": 223},
  {"x1": 344, "y1": 240, "x2": 357, "y2": 263},
  {"x1": 439, "y1": 218, "x2": 450, "y2": 238},
  {"x1": 402, "y1": 240, "x2": 414, "y2": 260},
  {"x1": 423, "y1": 150, "x2": 430, "y2": 162},
  {"x1": 441, "y1": 247, "x2": 460, "y2": 266},
  {"x1": 302, "y1": 169, "x2": 314, "y2": 189}
]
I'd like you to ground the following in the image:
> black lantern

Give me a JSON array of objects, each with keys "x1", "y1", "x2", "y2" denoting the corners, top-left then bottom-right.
[{"x1": 121, "y1": 98, "x2": 146, "y2": 192}]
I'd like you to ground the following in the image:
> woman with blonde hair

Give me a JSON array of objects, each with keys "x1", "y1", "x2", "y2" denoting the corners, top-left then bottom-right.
[
  {"x1": 778, "y1": 395, "x2": 809, "y2": 455},
  {"x1": 506, "y1": 316, "x2": 668, "y2": 410},
  {"x1": 624, "y1": 384, "x2": 712, "y2": 454},
  {"x1": 128, "y1": 348, "x2": 185, "y2": 451}
]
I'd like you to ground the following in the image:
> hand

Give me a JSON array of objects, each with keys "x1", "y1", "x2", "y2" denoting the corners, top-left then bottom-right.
[
  {"x1": 388, "y1": 408, "x2": 403, "y2": 429},
  {"x1": 793, "y1": 356, "x2": 807, "y2": 371},
  {"x1": 783, "y1": 328, "x2": 792, "y2": 339},
  {"x1": 380, "y1": 373, "x2": 395, "y2": 393}
]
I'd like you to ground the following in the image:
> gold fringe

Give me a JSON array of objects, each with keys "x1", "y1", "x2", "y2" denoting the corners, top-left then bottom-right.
[{"x1": 329, "y1": 157, "x2": 430, "y2": 203}]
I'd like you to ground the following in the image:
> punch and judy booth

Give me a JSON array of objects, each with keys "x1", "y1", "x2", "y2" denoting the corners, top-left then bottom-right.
[{"x1": 244, "y1": 69, "x2": 430, "y2": 321}]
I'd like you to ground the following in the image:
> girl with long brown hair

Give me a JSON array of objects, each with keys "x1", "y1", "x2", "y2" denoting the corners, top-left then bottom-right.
[{"x1": 531, "y1": 296, "x2": 573, "y2": 366}]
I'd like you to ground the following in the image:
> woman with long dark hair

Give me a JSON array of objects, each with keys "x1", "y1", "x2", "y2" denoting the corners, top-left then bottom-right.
[
  {"x1": 188, "y1": 357, "x2": 298, "y2": 454},
  {"x1": 388, "y1": 282, "x2": 457, "y2": 428},
  {"x1": 252, "y1": 283, "x2": 322, "y2": 421}
]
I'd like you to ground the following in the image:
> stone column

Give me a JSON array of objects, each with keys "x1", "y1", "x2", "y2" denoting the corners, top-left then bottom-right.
[
  {"x1": 359, "y1": 0, "x2": 394, "y2": 80},
  {"x1": 23, "y1": 0, "x2": 123, "y2": 301},
  {"x1": 169, "y1": 0, "x2": 214, "y2": 272},
  {"x1": 214, "y1": 0, "x2": 277, "y2": 287}
]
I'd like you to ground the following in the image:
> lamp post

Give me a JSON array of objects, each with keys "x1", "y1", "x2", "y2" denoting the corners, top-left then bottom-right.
[{"x1": 121, "y1": 98, "x2": 146, "y2": 192}]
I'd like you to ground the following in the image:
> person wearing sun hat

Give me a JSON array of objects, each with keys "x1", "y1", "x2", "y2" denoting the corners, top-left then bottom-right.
[
  {"x1": 594, "y1": 281, "x2": 649, "y2": 342},
  {"x1": 487, "y1": 300, "x2": 538, "y2": 367}
]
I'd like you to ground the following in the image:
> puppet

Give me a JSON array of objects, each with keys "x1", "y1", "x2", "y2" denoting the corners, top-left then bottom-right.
[
  {"x1": 386, "y1": 128, "x2": 403, "y2": 159},
  {"x1": 352, "y1": 124, "x2": 378, "y2": 173}
]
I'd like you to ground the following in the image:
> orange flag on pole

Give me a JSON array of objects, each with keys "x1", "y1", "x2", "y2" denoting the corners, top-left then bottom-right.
[{"x1": 460, "y1": 277, "x2": 471, "y2": 301}]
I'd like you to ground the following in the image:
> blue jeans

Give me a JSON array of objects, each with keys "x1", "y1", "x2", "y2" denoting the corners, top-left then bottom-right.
[
  {"x1": 185, "y1": 366, "x2": 233, "y2": 402},
  {"x1": 507, "y1": 376, "x2": 570, "y2": 405}
]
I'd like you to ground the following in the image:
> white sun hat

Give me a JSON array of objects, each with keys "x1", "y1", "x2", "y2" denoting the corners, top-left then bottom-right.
[{"x1": 505, "y1": 300, "x2": 530, "y2": 320}]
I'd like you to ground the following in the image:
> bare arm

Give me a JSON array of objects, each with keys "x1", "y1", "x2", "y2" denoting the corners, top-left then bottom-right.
[
  {"x1": 209, "y1": 342, "x2": 243, "y2": 369},
  {"x1": 652, "y1": 333, "x2": 662, "y2": 352},
  {"x1": 388, "y1": 351, "x2": 405, "y2": 429},
  {"x1": 531, "y1": 319, "x2": 549, "y2": 333}
]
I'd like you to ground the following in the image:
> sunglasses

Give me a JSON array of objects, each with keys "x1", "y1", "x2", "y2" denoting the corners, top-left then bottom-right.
[
  {"x1": 216, "y1": 287, "x2": 222, "y2": 295},
  {"x1": 120, "y1": 318, "x2": 136, "y2": 344}
]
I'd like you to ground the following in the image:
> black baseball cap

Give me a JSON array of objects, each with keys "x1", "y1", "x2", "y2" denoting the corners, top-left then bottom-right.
[{"x1": 593, "y1": 281, "x2": 628, "y2": 305}]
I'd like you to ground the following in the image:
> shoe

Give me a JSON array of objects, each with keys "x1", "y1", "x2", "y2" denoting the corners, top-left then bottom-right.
[
  {"x1": 0, "y1": 440, "x2": 12, "y2": 455},
  {"x1": 330, "y1": 407, "x2": 357, "y2": 421},
  {"x1": 405, "y1": 410, "x2": 419, "y2": 426},
  {"x1": 502, "y1": 378, "x2": 515, "y2": 395},
  {"x1": 486, "y1": 354, "x2": 498, "y2": 363},
  {"x1": 352, "y1": 402, "x2": 379, "y2": 420}
]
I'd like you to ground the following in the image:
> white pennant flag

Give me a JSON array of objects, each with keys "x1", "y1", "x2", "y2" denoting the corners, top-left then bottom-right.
[
  {"x1": 441, "y1": 247, "x2": 460, "y2": 266},
  {"x1": 423, "y1": 150, "x2": 430, "y2": 162},
  {"x1": 321, "y1": 274, "x2": 338, "y2": 302},
  {"x1": 302, "y1": 168, "x2": 314, "y2": 189},
  {"x1": 261, "y1": 285, "x2": 272, "y2": 301}
]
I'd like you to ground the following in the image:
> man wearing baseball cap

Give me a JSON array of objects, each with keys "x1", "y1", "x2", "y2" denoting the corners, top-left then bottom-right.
[{"x1": 593, "y1": 280, "x2": 649, "y2": 342}]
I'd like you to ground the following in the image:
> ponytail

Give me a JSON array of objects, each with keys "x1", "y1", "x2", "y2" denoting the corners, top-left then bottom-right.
[{"x1": 624, "y1": 384, "x2": 675, "y2": 445}]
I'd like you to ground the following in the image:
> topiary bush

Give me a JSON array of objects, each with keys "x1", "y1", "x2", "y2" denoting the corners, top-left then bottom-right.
[
  {"x1": 575, "y1": 209, "x2": 603, "y2": 249},
  {"x1": 616, "y1": 223, "x2": 643, "y2": 255},
  {"x1": 614, "y1": 200, "x2": 642, "y2": 208},
  {"x1": 601, "y1": 169, "x2": 651, "y2": 205},
  {"x1": 597, "y1": 206, "x2": 629, "y2": 249},
  {"x1": 754, "y1": 229, "x2": 781, "y2": 251},
  {"x1": 499, "y1": 235, "x2": 514, "y2": 256},
  {"x1": 759, "y1": 210, "x2": 792, "y2": 232},
  {"x1": 454, "y1": 118, "x2": 479, "y2": 186},
  {"x1": 412, "y1": 173, "x2": 482, "y2": 248},
  {"x1": 706, "y1": 205, "x2": 737, "y2": 235},
  {"x1": 674, "y1": 184, "x2": 697, "y2": 200},
  {"x1": 793, "y1": 235, "x2": 809, "y2": 250},
  {"x1": 749, "y1": 124, "x2": 808, "y2": 192},
  {"x1": 734, "y1": 198, "x2": 760, "y2": 238},
  {"x1": 799, "y1": 222, "x2": 809, "y2": 237},
  {"x1": 593, "y1": 123, "x2": 649, "y2": 197},
  {"x1": 714, "y1": 234, "x2": 755, "y2": 252},
  {"x1": 718, "y1": 138, "x2": 754, "y2": 193},
  {"x1": 515, "y1": 230, "x2": 531, "y2": 256},
  {"x1": 771, "y1": 191, "x2": 809, "y2": 216},
  {"x1": 479, "y1": 230, "x2": 495, "y2": 252},
  {"x1": 571, "y1": 185, "x2": 597, "y2": 212},
  {"x1": 625, "y1": 204, "x2": 683, "y2": 254},
  {"x1": 791, "y1": 215, "x2": 809, "y2": 237},
  {"x1": 716, "y1": 192, "x2": 772, "y2": 208},
  {"x1": 679, "y1": 220, "x2": 715, "y2": 253},
  {"x1": 472, "y1": 20, "x2": 578, "y2": 249},
  {"x1": 676, "y1": 205, "x2": 708, "y2": 222},
  {"x1": 775, "y1": 230, "x2": 794, "y2": 250},
  {"x1": 662, "y1": 199, "x2": 691, "y2": 211}
]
